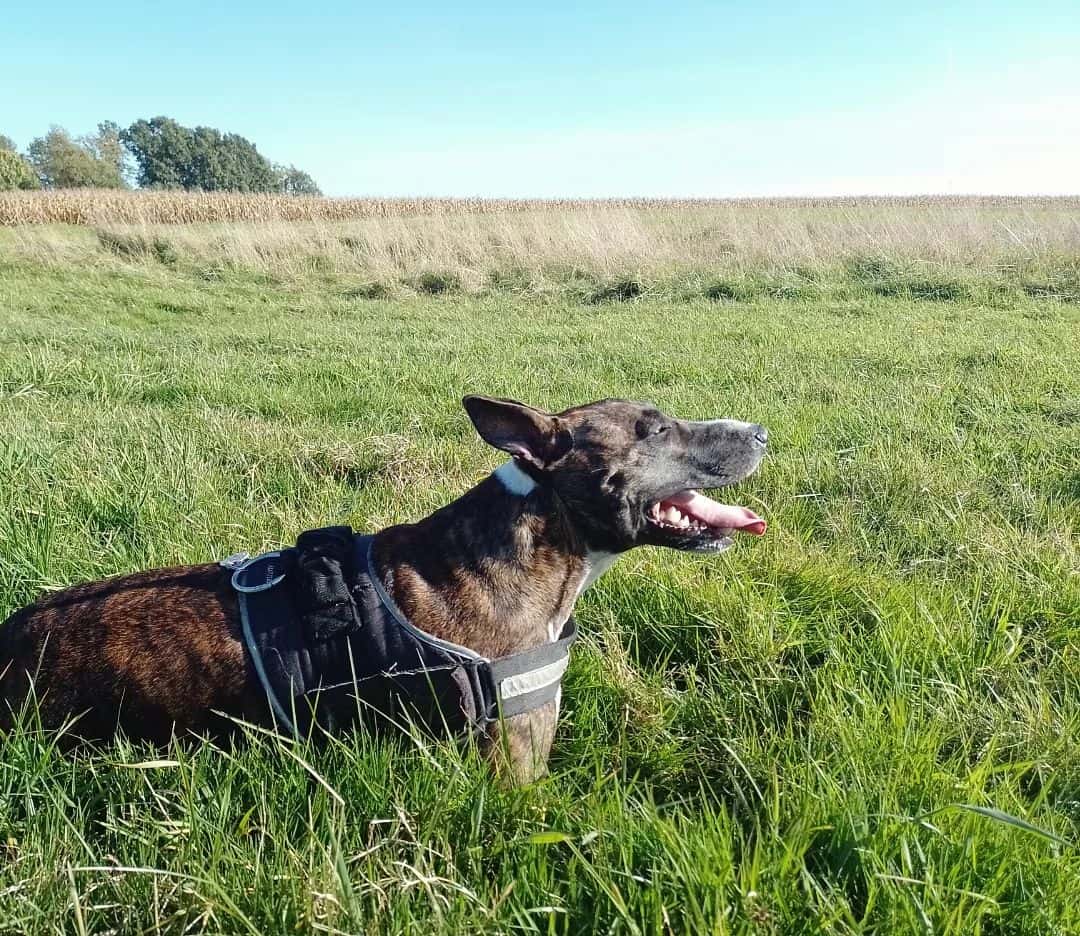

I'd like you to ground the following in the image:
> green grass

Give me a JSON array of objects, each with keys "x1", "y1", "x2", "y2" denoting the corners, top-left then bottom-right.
[{"x1": 0, "y1": 243, "x2": 1078, "y2": 934}]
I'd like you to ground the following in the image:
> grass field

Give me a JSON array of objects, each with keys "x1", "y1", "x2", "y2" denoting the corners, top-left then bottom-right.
[{"x1": 0, "y1": 203, "x2": 1078, "y2": 933}]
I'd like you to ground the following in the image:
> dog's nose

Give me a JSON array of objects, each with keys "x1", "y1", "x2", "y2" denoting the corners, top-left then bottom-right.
[{"x1": 751, "y1": 424, "x2": 769, "y2": 446}]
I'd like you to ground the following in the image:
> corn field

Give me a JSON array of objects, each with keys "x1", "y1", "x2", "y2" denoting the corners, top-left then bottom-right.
[{"x1": 2, "y1": 188, "x2": 1078, "y2": 226}]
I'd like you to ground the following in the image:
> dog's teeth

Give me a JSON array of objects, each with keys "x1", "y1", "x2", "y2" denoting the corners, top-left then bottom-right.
[
  {"x1": 663, "y1": 506, "x2": 680, "y2": 523},
  {"x1": 678, "y1": 515, "x2": 690, "y2": 528}
]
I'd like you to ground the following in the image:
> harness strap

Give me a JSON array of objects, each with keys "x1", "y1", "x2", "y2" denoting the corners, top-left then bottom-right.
[
  {"x1": 358, "y1": 536, "x2": 484, "y2": 662},
  {"x1": 231, "y1": 550, "x2": 300, "y2": 736},
  {"x1": 487, "y1": 617, "x2": 576, "y2": 718},
  {"x1": 227, "y1": 528, "x2": 578, "y2": 739},
  {"x1": 356, "y1": 533, "x2": 578, "y2": 723}
]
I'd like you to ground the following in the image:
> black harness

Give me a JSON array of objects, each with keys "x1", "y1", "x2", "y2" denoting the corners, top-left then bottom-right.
[{"x1": 223, "y1": 526, "x2": 577, "y2": 740}]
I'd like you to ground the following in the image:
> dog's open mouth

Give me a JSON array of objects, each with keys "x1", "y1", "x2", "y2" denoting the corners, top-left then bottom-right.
[{"x1": 646, "y1": 490, "x2": 766, "y2": 552}]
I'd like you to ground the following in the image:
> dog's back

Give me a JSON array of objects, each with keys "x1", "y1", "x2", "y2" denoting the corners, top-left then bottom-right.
[{"x1": 0, "y1": 565, "x2": 254, "y2": 742}]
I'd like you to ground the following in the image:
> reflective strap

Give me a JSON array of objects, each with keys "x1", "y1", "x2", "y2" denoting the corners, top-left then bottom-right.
[
  {"x1": 487, "y1": 616, "x2": 576, "y2": 686},
  {"x1": 494, "y1": 677, "x2": 564, "y2": 719},
  {"x1": 485, "y1": 616, "x2": 577, "y2": 721},
  {"x1": 499, "y1": 655, "x2": 569, "y2": 701}
]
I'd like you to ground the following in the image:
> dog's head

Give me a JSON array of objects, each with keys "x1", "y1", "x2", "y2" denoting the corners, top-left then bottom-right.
[{"x1": 464, "y1": 396, "x2": 768, "y2": 554}]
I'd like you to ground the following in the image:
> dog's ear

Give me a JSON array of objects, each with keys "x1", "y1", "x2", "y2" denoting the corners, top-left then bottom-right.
[{"x1": 463, "y1": 396, "x2": 572, "y2": 468}]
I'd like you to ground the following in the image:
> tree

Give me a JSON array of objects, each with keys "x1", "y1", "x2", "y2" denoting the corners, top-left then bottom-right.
[
  {"x1": 86, "y1": 121, "x2": 127, "y2": 182},
  {"x1": 122, "y1": 117, "x2": 306, "y2": 193},
  {"x1": 26, "y1": 124, "x2": 126, "y2": 188},
  {"x1": 0, "y1": 149, "x2": 40, "y2": 190},
  {"x1": 188, "y1": 126, "x2": 277, "y2": 192},
  {"x1": 0, "y1": 135, "x2": 17, "y2": 153},
  {"x1": 274, "y1": 164, "x2": 322, "y2": 196},
  {"x1": 120, "y1": 117, "x2": 193, "y2": 189}
]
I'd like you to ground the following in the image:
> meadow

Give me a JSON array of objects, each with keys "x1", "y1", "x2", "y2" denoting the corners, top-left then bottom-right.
[{"x1": 0, "y1": 197, "x2": 1077, "y2": 934}]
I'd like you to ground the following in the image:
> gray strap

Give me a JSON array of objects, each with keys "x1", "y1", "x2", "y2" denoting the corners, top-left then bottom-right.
[
  {"x1": 230, "y1": 552, "x2": 300, "y2": 739},
  {"x1": 493, "y1": 673, "x2": 565, "y2": 718},
  {"x1": 360, "y1": 536, "x2": 485, "y2": 661},
  {"x1": 487, "y1": 616, "x2": 576, "y2": 685},
  {"x1": 487, "y1": 616, "x2": 577, "y2": 719},
  {"x1": 237, "y1": 588, "x2": 298, "y2": 739}
]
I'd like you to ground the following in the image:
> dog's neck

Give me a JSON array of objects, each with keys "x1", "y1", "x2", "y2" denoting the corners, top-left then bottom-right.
[{"x1": 371, "y1": 460, "x2": 617, "y2": 658}]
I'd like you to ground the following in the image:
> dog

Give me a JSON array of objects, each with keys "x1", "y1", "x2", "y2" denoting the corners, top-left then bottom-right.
[{"x1": 0, "y1": 396, "x2": 767, "y2": 782}]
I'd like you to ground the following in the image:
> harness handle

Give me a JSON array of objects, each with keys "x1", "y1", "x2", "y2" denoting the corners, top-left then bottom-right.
[{"x1": 231, "y1": 551, "x2": 289, "y2": 593}]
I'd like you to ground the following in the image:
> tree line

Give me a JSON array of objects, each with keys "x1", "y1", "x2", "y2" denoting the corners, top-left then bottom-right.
[{"x1": 0, "y1": 118, "x2": 321, "y2": 195}]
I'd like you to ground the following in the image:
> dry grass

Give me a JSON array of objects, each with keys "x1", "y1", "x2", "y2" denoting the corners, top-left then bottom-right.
[
  {"x1": 1, "y1": 190, "x2": 600, "y2": 225},
  {"x1": 2, "y1": 195, "x2": 1078, "y2": 299}
]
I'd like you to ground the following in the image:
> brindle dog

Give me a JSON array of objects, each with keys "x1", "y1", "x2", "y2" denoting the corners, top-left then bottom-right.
[{"x1": 0, "y1": 397, "x2": 768, "y2": 782}]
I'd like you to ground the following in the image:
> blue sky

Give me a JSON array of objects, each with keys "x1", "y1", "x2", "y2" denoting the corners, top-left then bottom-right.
[{"x1": 3, "y1": 1, "x2": 1078, "y2": 196}]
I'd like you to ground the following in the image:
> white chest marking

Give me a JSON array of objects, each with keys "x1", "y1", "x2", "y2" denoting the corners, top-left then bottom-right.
[
  {"x1": 493, "y1": 459, "x2": 537, "y2": 496},
  {"x1": 492, "y1": 461, "x2": 621, "y2": 643}
]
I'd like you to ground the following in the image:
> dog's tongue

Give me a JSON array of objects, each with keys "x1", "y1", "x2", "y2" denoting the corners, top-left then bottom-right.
[{"x1": 665, "y1": 491, "x2": 767, "y2": 535}]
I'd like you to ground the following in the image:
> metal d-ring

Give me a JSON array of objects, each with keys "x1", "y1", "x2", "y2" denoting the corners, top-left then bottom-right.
[{"x1": 231, "y1": 550, "x2": 288, "y2": 593}]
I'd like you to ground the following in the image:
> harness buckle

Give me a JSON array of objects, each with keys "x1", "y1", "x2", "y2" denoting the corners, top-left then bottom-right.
[
  {"x1": 231, "y1": 551, "x2": 289, "y2": 593},
  {"x1": 218, "y1": 551, "x2": 251, "y2": 570}
]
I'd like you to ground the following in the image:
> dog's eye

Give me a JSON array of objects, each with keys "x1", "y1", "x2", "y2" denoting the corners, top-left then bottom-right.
[{"x1": 653, "y1": 424, "x2": 669, "y2": 435}]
